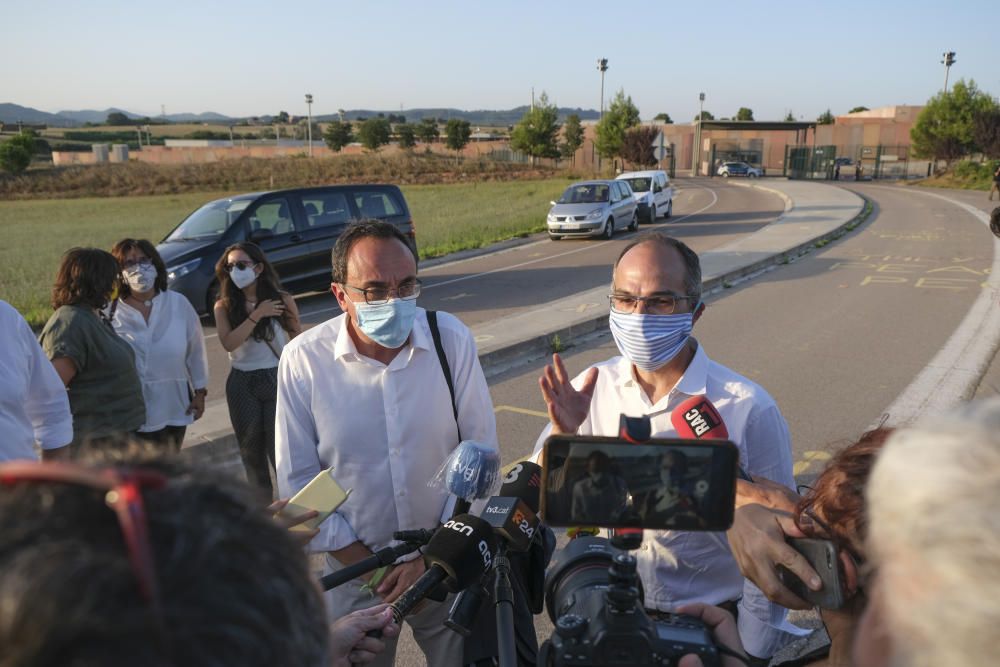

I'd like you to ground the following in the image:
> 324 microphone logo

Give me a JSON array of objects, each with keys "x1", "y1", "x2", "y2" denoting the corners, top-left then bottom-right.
[{"x1": 512, "y1": 509, "x2": 535, "y2": 539}]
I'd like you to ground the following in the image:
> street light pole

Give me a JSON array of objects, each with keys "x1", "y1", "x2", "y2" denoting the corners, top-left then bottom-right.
[
  {"x1": 596, "y1": 58, "x2": 608, "y2": 173},
  {"x1": 305, "y1": 93, "x2": 314, "y2": 157},
  {"x1": 695, "y1": 92, "x2": 705, "y2": 176},
  {"x1": 941, "y1": 51, "x2": 956, "y2": 92}
]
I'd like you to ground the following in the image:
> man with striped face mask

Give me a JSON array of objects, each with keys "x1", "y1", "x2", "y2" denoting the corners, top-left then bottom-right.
[{"x1": 532, "y1": 233, "x2": 798, "y2": 665}]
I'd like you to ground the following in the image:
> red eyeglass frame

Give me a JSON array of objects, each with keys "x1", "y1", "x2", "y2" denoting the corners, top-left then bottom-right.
[{"x1": 0, "y1": 461, "x2": 169, "y2": 618}]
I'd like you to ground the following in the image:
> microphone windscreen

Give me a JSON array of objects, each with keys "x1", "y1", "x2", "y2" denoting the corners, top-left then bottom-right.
[
  {"x1": 441, "y1": 441, "x2": 501, "y2": 501},
  {"x1": 498, "y1": 460, "x2": 542, "y2": 513},
  {"x1": 424, "y1": 513, "x2": 498, "y2": 590},
  {"x1": 670, "y1": 395, "x2": 729, "y2": 439}
]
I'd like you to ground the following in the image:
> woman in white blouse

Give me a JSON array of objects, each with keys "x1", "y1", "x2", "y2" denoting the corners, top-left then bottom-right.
[
  {"x1": 213, "y1": 242, "x2": 300, "y2": 496},
  {"x1": 111, "y1": 238, "x2": 209, "y2": 451}
]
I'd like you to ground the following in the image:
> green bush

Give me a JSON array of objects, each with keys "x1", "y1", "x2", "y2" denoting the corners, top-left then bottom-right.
[{"x1": 0, "y1": 141, "x2": 31, "y2": 174}]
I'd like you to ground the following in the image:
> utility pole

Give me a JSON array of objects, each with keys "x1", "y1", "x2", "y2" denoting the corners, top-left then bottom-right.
[
  {"x1": 694, "y1": 92, "x2": 705, "y2": 176},
  {"x1": 596, "y1": 58, "x2": 608, "y2": 173},
  {"x1": 941, "y1": 51, "x2": 956, "y2": 92},
  {"x1": 305, "y1": 93, "x2": 314, "y2": 157}
]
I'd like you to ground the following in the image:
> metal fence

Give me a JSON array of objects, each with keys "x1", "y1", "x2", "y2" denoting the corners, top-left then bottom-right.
[{"x1": 782, "y1": 144, "x2": 931, "y2": 181}]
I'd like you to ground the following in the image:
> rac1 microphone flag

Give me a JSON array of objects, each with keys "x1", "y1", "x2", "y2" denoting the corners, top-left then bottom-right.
[{"x1": 670, "y1": 395, "x2": 729, "y2": 440}]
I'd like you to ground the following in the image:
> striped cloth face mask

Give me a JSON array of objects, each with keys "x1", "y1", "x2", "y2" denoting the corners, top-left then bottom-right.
[{"x1": 608, "y1": 309, "x2": 695, "y2": 371}]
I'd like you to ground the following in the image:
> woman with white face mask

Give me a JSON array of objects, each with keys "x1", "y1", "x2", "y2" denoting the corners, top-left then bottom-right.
[
  {"x1": 111, "y1": 238, "x2": 209, "y2": 452},
  {"x1": 214, "y1": 242, "x2": 300, "y2": 497}
]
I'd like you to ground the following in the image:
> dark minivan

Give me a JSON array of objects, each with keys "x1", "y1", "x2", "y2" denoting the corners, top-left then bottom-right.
[{"x1": 157, "y1": 184, "x2": 416, "y2": 315}]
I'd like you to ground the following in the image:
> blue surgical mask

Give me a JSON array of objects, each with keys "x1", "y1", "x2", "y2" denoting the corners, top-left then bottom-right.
[
  {"x1": 354, "y1": 298, "x2": 417, "y2": 349},
  {"x1": 609, "y1": 308, "x2": 695, "y2": 371}
]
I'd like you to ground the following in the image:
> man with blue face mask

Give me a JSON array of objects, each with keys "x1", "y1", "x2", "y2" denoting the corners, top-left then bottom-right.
[
  {"x1": 531, "y1": 233, "x2": 797, "y2": 665},
  {"x1": 274, "y1": 220, "x2": 497, "y2": 667}
]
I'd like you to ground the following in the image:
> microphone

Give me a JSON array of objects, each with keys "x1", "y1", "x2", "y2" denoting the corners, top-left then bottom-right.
[
  {"x1": 479, "y1": 461, "x2": 542, "y2": 552},
  {"x1": 447, "y1": 461, "x2": 542, "y2": 635},
  {"x1": 671, "y1": 396, "x2": 753, "y2": 481},
  {"x1": 438, "y1": 440, "x2": 501, "y2": 516},
  {"x1": 387, "y1": 513, "x2": 498, "y2": 624},
  {"x1": 670, "y1": 395, "x2": 729, "y2": 439}
]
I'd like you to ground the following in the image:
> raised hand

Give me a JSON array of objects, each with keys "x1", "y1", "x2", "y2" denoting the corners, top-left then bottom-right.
[{"x1": 538, "y1": 353, "x2": 598, "y2": 435}]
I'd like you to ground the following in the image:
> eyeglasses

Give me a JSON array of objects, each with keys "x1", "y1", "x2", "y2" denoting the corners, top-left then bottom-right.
[
  {"x1": 0, "y1": 461, "x2": 169, "y2": 623},
  {"x1": 608, "y1": 292, "x2": 696, "y2": 315},
  {"x1": 122, "y1": 258, "x2": 153, "y2": 269},
  {"x1": 343, "y1": 279, "x2": 422, "y2": 305},
  {"x1": 226, "y1": 261, "x2": 257, "y2": 272}
]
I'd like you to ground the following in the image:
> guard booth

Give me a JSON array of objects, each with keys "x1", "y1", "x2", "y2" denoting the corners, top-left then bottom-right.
[{"x1": 784, "y1": 145, "x2": 836, "y2": 179}]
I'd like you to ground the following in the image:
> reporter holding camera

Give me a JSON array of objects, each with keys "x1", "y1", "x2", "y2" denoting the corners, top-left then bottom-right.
[{"x1": 534, "y1": 235, "x2": 799, "y2": 662}]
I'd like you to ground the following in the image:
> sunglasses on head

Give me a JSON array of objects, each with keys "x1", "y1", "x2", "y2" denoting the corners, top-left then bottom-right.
[
  {"x1": 0, "y1": 461, "x2": 169, "y2": 626},
  {"x1": 226, "y1": 261, "x2": 257, "y2": 272}
]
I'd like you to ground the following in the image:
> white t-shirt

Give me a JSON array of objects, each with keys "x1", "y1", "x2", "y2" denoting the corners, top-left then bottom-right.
[
  {"x1": 112, "y1": 290, "x2": 209, "y2": 432},
  {"x1": 0, "y1": 300, "x2": 72, "y2": 460}
]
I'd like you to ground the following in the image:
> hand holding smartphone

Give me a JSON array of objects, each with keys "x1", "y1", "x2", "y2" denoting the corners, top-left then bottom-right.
[
  {"x1": 777, "y1": 538, "x2": 846, "y2": 609},
  {"x1": 276, "y1": 466, "x2": 352, "y2": 533}
]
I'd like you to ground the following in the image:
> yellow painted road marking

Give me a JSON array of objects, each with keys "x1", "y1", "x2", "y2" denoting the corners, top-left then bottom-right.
[
  {"x1": 793, "y1": 450, "x2": 832, "y2": 476},
  {"x1": 494, "y1": 405, "x2": 548, "y2": 418}
]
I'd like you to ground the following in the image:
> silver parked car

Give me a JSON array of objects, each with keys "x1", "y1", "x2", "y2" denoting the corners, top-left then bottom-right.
[{"x1": 547, "y1": 180, "x2": 638, "y2": 240}]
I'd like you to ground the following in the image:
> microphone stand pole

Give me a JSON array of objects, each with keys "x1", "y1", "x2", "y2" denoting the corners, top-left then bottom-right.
[
  {"x1": 321, "y1": 541, "x2": 422, "y2": 591},
  {"x1": 493, "y1": 542, "x2": 517, "y2": 667}
]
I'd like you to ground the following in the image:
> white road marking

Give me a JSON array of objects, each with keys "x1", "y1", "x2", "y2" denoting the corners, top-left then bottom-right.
[{"x1": 875, "y1": 188, "x2": 1000, "y2": 426}]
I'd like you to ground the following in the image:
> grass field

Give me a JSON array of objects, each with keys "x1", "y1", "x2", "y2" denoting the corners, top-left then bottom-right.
[{"x1": 0, "y1": 178, "x2": 569, "y2": 327}]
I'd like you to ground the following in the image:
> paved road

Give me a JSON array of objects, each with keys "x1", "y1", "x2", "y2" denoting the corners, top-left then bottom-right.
[
  {"x1": 490, "y1": 180, "x2": 997, "y2": 485},
  {"x1": 197, "y1": 179, "x2": 785, "y2": 406}
]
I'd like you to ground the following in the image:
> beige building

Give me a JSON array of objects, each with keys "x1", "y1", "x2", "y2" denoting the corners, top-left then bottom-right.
[{"x1": 567, "y1": 105, "x2": 926, "y2": 179}]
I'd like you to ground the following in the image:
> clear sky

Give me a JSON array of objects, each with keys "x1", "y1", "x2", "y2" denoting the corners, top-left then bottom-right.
[{"x1": 4, "y1": 0, "x2": 998, "y2": 121}]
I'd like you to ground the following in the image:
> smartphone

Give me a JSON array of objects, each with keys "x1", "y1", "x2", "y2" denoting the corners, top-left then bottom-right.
[
  {"x1": 279, "y1": 466, "x2": 352, "y2": 532},
  {"x1": 539, "y1": 435, "x2": 739, "y2": 531},
  {"x1": 777, "y1": 538, "x2": 846, "y2": 609}
]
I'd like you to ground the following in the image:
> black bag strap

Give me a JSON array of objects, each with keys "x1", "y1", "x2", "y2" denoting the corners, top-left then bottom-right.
[{"x1": 427, "y1": 310, "x2": 461, "y2": 442}]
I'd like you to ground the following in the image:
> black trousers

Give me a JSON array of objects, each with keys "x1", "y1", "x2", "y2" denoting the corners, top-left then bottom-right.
[
  {"x1": 226, "y1": 367, "x2": 277, "y2": 496},
  {"x1": 134, "y1": 425, "x2": 187, "y2": 453}
]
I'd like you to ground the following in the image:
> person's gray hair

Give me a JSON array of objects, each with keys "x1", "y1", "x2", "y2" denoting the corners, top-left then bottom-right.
[
  {"x1": 866, "y1": 398, "x2": 1000, "y2": 667},
  {"x1": 612, "y1": 233, "x2": 702, "y2": 304}
]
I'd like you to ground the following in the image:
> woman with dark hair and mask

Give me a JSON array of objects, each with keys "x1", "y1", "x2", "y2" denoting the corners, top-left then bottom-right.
[
  {"x1": 38, "y1": 247, "x2": 145, "y2": 451},
  {"x1": 110, "y1": 238, "x2": 209, "y2": 452},
  {"x1": 214, "y1": 242, "x2": 300, "y2": 495}
]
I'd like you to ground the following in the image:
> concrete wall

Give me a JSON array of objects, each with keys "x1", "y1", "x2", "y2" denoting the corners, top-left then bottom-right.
[{"x1": 52, "y1": 138, "x2": 517, "y2": 166}]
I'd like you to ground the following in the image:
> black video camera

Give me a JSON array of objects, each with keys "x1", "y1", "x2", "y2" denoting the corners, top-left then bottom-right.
[
  {"x1": 536, "y1": 417, "x2": 740, "y2": 667},
  {"x1": 539, "y1": 537, "x2": 720, "y2": 667}
]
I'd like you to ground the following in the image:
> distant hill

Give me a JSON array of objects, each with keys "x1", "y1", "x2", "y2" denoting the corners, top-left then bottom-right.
[
  {"x1": 315, "y1": 106, "x2": 600, "y2": 126},
  {"x1": 55, "y1": 108, "x2": 142, "y2": 124},
  {"x1": 2, "y1": 103, "x2": 600, "y2": 129},
  {"x1": 162, "y1": 112, "x2": 234, "y2": 123},
  {"x1": 0, "y1": 103, "x2": 76, "y2": 127}
]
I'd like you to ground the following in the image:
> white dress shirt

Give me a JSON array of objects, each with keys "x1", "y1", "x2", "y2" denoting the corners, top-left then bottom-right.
[
  {"x1": 0, "y1": 300, "x2": 72, "y2": 461},
  {"x1": 275, "y1": 308, "x2": 498, "y2": 555},
  {"x1": 531, "y1": 342, "x2": 801, "y2": 658},
  {"x1": 112, "y1": 291, "x2": 209, "y2": 432}
]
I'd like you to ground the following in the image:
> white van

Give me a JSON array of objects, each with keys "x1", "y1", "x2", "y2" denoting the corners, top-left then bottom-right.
[{"x1": 616, "y1": 170, "x2": 674, "y2": 223}]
